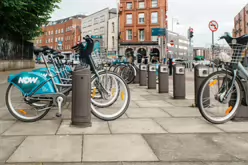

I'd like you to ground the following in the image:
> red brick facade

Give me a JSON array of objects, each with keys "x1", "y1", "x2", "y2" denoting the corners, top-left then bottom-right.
[
  {"x1": 119, "y1": 0, "x2": 168, "y2": 43},
  {"x1": 233, "y1": 4, "x2": 248, "y2": 37},
  {"x1": 34, "y1": 15, "x2": 85, "y2": 52}
]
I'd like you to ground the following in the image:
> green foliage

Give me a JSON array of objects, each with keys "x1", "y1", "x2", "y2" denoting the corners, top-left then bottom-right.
[{"x1": 0, "y1": 0, "x2": 61, "y2": 40}]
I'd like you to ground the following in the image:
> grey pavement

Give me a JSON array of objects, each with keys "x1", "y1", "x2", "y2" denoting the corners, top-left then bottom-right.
[{"x1": 0, "y1": 70, "x2": 248, "y2": 164}]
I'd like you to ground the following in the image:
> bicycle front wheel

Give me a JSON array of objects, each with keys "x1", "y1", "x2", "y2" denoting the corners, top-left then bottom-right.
[
  {"x1": 197, "y1": 70, "x2": 241, "y2": 124},
  {"x1": 91, "y1": 72, "x2": 130, "y2": 121}
]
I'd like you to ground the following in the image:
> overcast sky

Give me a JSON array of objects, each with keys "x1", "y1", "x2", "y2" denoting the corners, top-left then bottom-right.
[{"x1": 51, "y1": 0, "x2": 248, "y2": 47}]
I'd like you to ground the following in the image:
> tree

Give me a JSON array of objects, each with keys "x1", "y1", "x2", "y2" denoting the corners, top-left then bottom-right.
[{"x1": 0, "y1": 0, "x2": 61, "y2": 40}]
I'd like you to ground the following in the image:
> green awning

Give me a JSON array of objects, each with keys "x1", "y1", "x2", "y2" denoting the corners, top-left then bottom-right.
[{"x1": 194, "y1": 56, "x2": 205, "y2": 60}]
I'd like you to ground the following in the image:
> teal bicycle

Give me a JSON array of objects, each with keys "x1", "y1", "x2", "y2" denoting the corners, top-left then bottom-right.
[
  {"x1": 6, "y1": 36, "x2": 130, "y2": 122},
  {"x1": 197, "y1": 33, "x2": 248, "y2": 124}
]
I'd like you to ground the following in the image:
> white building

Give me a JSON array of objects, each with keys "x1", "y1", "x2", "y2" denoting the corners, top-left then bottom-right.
[
  {"x1": 107, "y1": 16, "x2": 118, "y2": 55},
  {"x1": 81, "y1": 8, "x2": 117, "y2": 49}
]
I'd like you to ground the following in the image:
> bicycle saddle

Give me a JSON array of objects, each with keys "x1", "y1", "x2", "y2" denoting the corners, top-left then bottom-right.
[{"x1": 220, "y1": 33, "x2": 248, "y2": 45}]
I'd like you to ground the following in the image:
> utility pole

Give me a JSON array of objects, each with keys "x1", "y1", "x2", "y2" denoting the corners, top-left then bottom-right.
[{"x1": 116, "y1": 0, "x2": 120, "y2": 56}]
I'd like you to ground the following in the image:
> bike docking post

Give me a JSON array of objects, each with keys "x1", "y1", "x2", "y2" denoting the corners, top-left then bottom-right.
[
  {"x1": 133, "y1": 64, "x2": 140, "y2": 84},
  {"x1": 158, "y1": 64, "x2": 169, "y2": 93},
  {"x1": 194, "y1": 65, "x2": 209, "y2": 107},
  {"x1": 231, "y1": 70, "x2": 248, "y2": 121},
  {"x1": 139, "y1": 64, "x2": 148, "y2": 86},
  {"x1": 71, "y1": 66, "x2": 92, "y2": 127},
  {"x1": 173, "y1": 64, "x2": 186, "y2": 99},
  {"x1": 148, "y1": 64, "x2": 156, "y2": 89}
]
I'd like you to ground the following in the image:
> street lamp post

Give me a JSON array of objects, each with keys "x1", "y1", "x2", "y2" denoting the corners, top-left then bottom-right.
[{"x1": 172, "y1": 17, "x2": 179, "y2": 32}]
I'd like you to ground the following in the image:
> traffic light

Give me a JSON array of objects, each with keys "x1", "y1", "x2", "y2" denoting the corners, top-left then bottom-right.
[{"x1": 189, "y1": 28, "x2": 194, "y2": 39}]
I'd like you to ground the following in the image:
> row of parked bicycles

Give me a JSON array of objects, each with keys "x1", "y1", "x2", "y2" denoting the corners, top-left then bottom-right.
[{"x1": 6, "y1": 36, "x2": 130, "y2": 122}]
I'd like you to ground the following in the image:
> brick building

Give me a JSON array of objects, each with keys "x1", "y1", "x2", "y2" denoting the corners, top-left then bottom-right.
[
  {"x1": 34, "y1": 15, "x2": 85, "y2": 55},
  {"x1": 233, "y1": 4, "x2": 248, "y2": 37},
  {"x1": 119, "y1": 0, "x2": 168, "y2": 61}
]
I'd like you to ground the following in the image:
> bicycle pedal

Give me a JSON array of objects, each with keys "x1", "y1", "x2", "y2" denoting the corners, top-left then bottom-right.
[{"x1": 56, "y1": 113, "x2": 62, "y2": 118}]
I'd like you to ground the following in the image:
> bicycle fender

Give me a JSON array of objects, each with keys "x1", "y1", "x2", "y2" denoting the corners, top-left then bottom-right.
[
  {"x1": 224, "y1": 69, "x2": 248, "y2": 106},
  {"x1": 8, "y1": 72, "x2": 56, "y2": 96},
  {"x1": 33, "y1": 68, "x2": 61, "y2": 84}
]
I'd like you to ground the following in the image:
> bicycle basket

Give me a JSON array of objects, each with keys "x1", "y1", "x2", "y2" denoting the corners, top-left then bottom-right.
[{"x1": 229, "y1": 43, "x2": 248, "y2": 64}]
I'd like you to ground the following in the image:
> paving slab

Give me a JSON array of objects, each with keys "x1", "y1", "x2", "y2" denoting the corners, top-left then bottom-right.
[
  {"x1": 165, "y1": 99, "x2": 194, "y2": 107},
  {"x1": 140, "y1": 95, "x2": 169, "y2": 101},
  {"x1": 0, "y1": 110, "x2": 16, "y2": 120},
  {"x1": 155, "y1": 118, "x2": 223, "y2": 133},
  {"x1": 126, "y1": 108, "x2": 171, "y2": 118},
  {"x1": 109, "y1": 119, "x2": 166, "y2": 134},
  {"x1": 0, "y1": 136, "x2": 25, "y2": 162},
  {"x1": 44, "y1": 163, "x2": 122, "y2": 165},
  {"x1": 44, "y1": 109, "x2": 72, "y2": 120},
  {"x1": 111, "y1": 101, "x2": 139, "y2": 108},
  {"x1": 7, "y1": 136, "x2": 82, "y2": 163},
  {"x1": 143, "y1": 134, "x2": 237, "y2": 161},
  {"x1": 3, "y1": 120, "x2": 61, "y2": 136},
  {"x1": 0, "y1": 120, "x2": 15, "y2": 134},
  {"x1": 57, "y1": 120, "x2": 110, "y2": 135},
  {"x1": 130, "y1": 94, "x2": 147, "y2": 101},
  {"x1": 123, "y1": 162, "x2": 205, "y2": 165},
  {"x1": 204, "y1": 133, "x2": 248, "y2": 161},
  {"x1": 215, "y1": 121, "x2": 248, "y2": 132},
  {"x1": 83, "y1": 134, "x2": 158, "y2": 161},
  {"x1": 206, "y1": 162, "x2": 247, "y2": 165},
  {"x1": 135, "y1": 101, "x2": 173, "y2": 108},
  {"x1": 161, "y1": 107, "x2": 201, "y2": 117}
]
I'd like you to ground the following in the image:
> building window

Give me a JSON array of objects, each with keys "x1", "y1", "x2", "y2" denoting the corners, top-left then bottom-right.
[
  {"x1": 61, "y1": 37, "x2": 64, "y2": 42},
  {"x1": 151, "y1": 12, "x2": 158, "y2": 24},
  {"x1": 126, "y1": 30, "x2": 132, "y2": 40},
  {"x1": 151, "y1": 0, "x2": 158, "y2": 8},
  {"x1": 139, "y1": 29, "x2": 145, "y2": 41},
  {"x1": 51, "y1": 31, "x2": 53, "y2": 35},
  {"x1": 55, "y1": 38, "x2": 58, "y2": 42},
  {"x1": 139, "y1": 1, "x2": 145, "y2": 9},
  {"x1": 55, "y1": 30, "x2": 58, "y2": 34},
  {"x1": 88, "y1": 20, "x2": 92, "y2": 26},
  {"x1": 112, "y1": 22, "x2": 115, "y2": 33},
  {"x1": 152, "y1": 36, "x2": 158, "y2": 42},
  {"x1": 58, "y1": 37, "x2": 60, "y2": 41},
  {"x1": 40, "y1": 40, "x2": 42, "y2": 44},
  {"x1": 94, "y1": 29, "x2": 99, "y2": 33},
  {"x1": 139, "y1": 13, "x2": 145, "y2": 24},
  {"x1": 100, "y1": 15, "x2": 105, "y2": 22},
  {"x1": 48, "y1": 31, "x2": 50, "y2": 35},
  {"x1": 94, "y1": 17, "x2": 99, "y2": 25},
  {"x1": 51, "y1": 38, "x2": 53, "y2": 42},
  {"x1": 112, "y1": 36, "x2": 115, "y2": 48},
  {"x1": 48, "y1": 39, "x2": 50, "y2": 43},
  {"x1": 88, "y1": 30, "x2": 92, "y2": 35},
  {"x1": 126, "y1": 14, "x2": 132, "y2": 24},
  {"x1": 127, "y1": 2, "x2": 132, "y2": 9},
  {"x1": 61, "y1": 29, "x2": 64, "y2": 33},
  {"x1": 100, "y1": 27, "x2": 104, "y2": 33},
  {"x1": 58, "y1": 29, "x2": 60, "y2": 34}
]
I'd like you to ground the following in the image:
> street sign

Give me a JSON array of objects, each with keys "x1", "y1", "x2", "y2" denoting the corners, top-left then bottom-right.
[
  {"x1": 209, "y1": 20, "x2": 218, "y2": 32},
  {"x1": 58, "y1": 41, "x2": 63, "y2": 46},
  {"x1": 152, "y1": 28, "x2": 166, "y2": 36},
  {"x1": 91, "y1": 35, "x2": 103, "y2": 39},
  {"x1": 170, "y1": 40, "x2": 174, "y2": 46}
]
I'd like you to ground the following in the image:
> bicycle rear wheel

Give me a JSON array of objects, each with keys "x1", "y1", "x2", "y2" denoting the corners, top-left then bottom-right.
[
  {"x1": 5, "y1": 84, "x2": 52, "y2": 122},
  {"x1": 197, "y1": 70, "x2": 241, "y2": 124},
  {"x1": 120, "y1": 65, "x2": 135, "y2": 84}
]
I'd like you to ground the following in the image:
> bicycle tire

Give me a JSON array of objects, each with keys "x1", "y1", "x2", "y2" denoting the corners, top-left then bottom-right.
[
  {"x1": 5, "y1": 84, "x2": 52, "y2": 122},
  {"x1": 197, "y1": 70, "x2": 241, "y2": 124}
]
